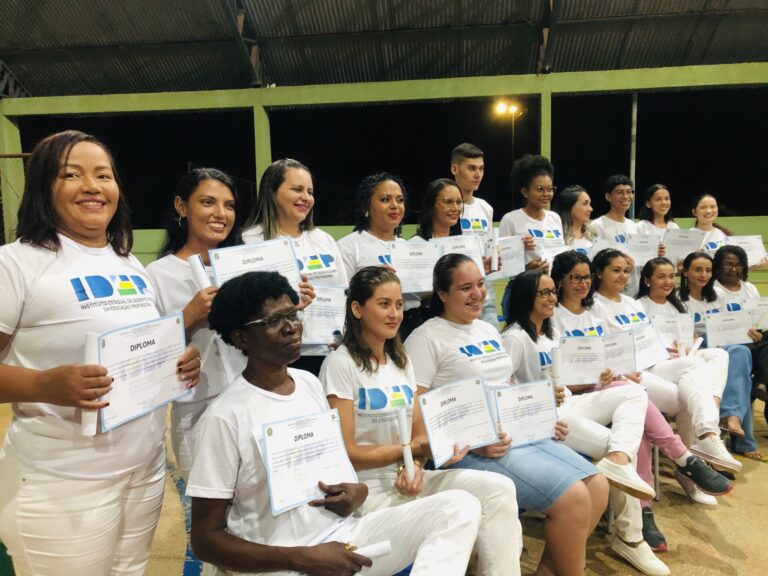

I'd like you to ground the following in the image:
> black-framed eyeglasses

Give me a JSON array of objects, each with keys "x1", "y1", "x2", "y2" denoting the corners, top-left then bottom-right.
[
  {"x1": 535, "y1": 289, "x2": 558, "y2": 299},
  {"x1": 722, "y1": 262, "x2": 744, "y2": 270},
  {"x1": 534, "y1": 185, "x2": 557, "y2": 195},
  {"x1": 243, "y1": 309, "x2": 304, "y2": 331},
  {"x1": 612, "y1": 188, "x2": 634, "y2": 197},
  {"x1": 568, "y1": 274, "x2": 593, "y2": 285}
]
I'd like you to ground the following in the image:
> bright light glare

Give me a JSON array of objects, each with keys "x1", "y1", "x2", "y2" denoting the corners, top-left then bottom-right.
[
  {"x1": 495, "y1": 102, "x2": 508, "y2": 115},
  {"x1": 508, "y1": 104, "x2": 519, "y2": 114}
]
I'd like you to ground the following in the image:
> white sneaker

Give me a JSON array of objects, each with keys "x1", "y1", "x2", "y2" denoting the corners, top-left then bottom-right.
[
  {"x1": 675, "y1": 471, "x2": 718, "y2": 506},
  {"x1": 596, "y1": 458, "x2": 656, "y2": 500},
  {"x1": 610, "y1": 536, "x2": 671, "y2": 576},
  {"x1": 689, "y1": 435, "x2": 742, "y2": 473}
]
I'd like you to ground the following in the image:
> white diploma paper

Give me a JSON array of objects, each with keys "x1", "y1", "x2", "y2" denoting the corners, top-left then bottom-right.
[
  {"x1": 626, "y1": 234, "x2": 660, "y2": 267},
  {"x1": 261, "y1": 409, "x2": 357, "y2": 516},
  {"x1": 81, "y1": 332, "x2": 100, "y2": 436},
  {"x1": 632, "y1": 324, "x2": 670, "y2": 371},
  {"x1": 744, "y1": 298, "x2": 768, "y2": 330},
  {"x1": 394, "y1": 408, "x2": 415, "y2": 481},
  {"x1": 301, "y1": 285, "x2": 346, "y2": 345},
  {"x1": 588, "y1": 237, "x2": 627, "y2": 260},
  {"x1": 488, "y1": 235, "x2": 525, "y2": 280},
  {"x1": 431, "y1": 235, "x2": 485, "y2": 276},
  {"x1": 725, "y1": 235, "x2": 767, "y2": 268},
  {"x1": 389, "y1": 241, "x2": 441, "y2": 293},
  {"x1": 603, "y1": 331, "x2": 637, "y2": 374},
  {"x1": 186, "y1": 254, "x2": 213, "y2": 289},
  {"x1": 650, "y1": 313, "x2": 695, "y2": 349},
  {"x1": 209, "y1": 239, "x2": 302, "y2": 293},
  {"x1": 705, "y1": 311, "x2": 754, "y2": 347},
  {"x1": 491, "y1": 380, "x2": 557, "y2": 446},
  {"x1": 662, "y1": 228, "x2": 706, "y2": 263},
  {"x1": 555, "y1": 337, "x2": 606, "y2": 385},
  {"x1": 98, "y1": 313, "x2": 189, "y2": 432},
  {"x1": 418, "y1": 378, "x2": 498, "y2": 468}
]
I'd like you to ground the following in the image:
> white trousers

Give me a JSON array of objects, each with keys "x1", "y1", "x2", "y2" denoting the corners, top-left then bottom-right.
[
  {"x1": 171, "y1": 398, "x2": 212, "y2": 482},
  {"x1": 558, "y1": 385, "x2": 648, "y2": 461},
  {"x1": 213, "y1": 490, "x2": 482, "y2": 576},
  {"x1": 361, "y1": 469, "x2": 522, "y2": 576},
  {"x1": 0, "y1": 447, "x2": 165, "y2": 576}
]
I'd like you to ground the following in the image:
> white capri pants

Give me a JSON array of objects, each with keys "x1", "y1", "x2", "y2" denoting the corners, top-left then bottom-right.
[
  {"x1": 0, "y1": 447, "x2": 165, "y2": 576},
  {"x1": 361, "y1": 468, "x2": 522, "y2": 576}
]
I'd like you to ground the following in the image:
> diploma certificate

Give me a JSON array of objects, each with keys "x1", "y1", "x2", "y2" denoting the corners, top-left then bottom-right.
[
  {"x1": 632, "y1": 324, "x2": 670, "y2": 371},
  {"x1": 431, "y1": 235, "x2": 485, "y2": 276},
  {"x1": 744, "y1": 298, "x2": 768, "y2": 330},
  {"x1": 489, "y1": 235, "x2": 525, "y2": 279},
  {"x1": 97, "y1": 313, "x2": 189, "y2": 432},
  {"x1": 209, "y1": 239, "x2": 302, "y2": 293},
  {"x1": 662, "y1": 229, "x2": 706, "y2": 263},
  {"x1": 555, "y1": 337, "x2": 607, "y2": 385},
  {"x1": 491, "y1": 381, "x2": 557, "y2": 446},
  {"x1": 626, "y1": 234, "x2": 660, "y2": 268},
  {"x1": 705, "y1": 311, "x2": 754, "y2": 347},
  {"x1": 651, "y1": 314, "x2": 695, "y2": 349},
  {"x1": 389, "y1": 241, "x2": 441, "y2": 293},
  {"x1": 418, "y1": 378, "x2": 498, "y2": 468},
  {"x1": 725, "y1": 235, "x2": 767, "y2": 268},
  {"x1": 261, "y1": 409, "x2": 357, "y2": 516},
  {"x1": 302, "y1": 285, "x2": 346, "y2": 345}
]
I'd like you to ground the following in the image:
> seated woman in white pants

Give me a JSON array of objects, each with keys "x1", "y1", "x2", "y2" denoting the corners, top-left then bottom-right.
[
  {"x1": 189, "y1": 271, "x2": 482, "y2": 576},
  {"x1": 591, "y1": 249, "x2": 740, "y2": 473},
  {"x1": 0, "y1": 131, "x2": 201, "y2": 576},
  {"x1": 321, "y1": 266, "x2": 522, "y2": 576},
  {"x1": 502, "y1": 269, "x2": 670, "y2": 576}
]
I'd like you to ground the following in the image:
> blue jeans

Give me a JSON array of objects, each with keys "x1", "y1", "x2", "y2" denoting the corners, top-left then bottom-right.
[{"x1": 720, "y1": 344, "x2": 756, "y2": 453}]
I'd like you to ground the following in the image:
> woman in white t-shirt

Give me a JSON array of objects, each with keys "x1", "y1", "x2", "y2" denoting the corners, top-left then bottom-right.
[
  {"x1": 241, "y1": 158, "x2": 340, "y2": 375},
  {"x1": 592, "y1": 249, "x2": 741, "y2": 473},
  {"x1": 678, "y1": 251, "x2": 762, "y2": 460},
  {"x1": 146, "y1": 168, "x2": 247, "y2": 482},
  {"x1": 0, "y1": 131, "x2": 201, "y2": 575},
  {"x1": 321, "y1": 266, "x2": 522, "y2": 576},
  {"x1": 189, "y1": 270, "x2": 482, "y2": 576},
  {"x1": 499, "y1": 154, "x2": 562, "y2": 271},
  {"x1": 690, "y1": 193, "x2": 732, "y2": 254},
  {"x1": 635, "y1": 184, "x2": 680, "y2": 237},
  {"x1": 552, "y1": 185, "x2": 596, "y2": 255},
  {"x1": 406, "y1": 253, "x2": 607, "y2": 576}
]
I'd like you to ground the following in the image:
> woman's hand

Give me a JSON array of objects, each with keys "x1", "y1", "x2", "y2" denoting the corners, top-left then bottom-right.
[
  {"x1": 309, "y1": 481, "x2": 368, "y2": 517},
  {"x1": 554, "y1": 385, "x2": 566, "y2": 406},
  {"x1": 597, "y1": 369, "x2": 613, "y2": 389},
  {"x1": 482, "y1": 255, "x2": 492, "y2": 275},
  {"x1": 553, "y1": 420, "x2": 569, "y2": 441},
  {"x1": 293, "y1": 542, "x2": 372, "y2": 576},
  {"x1": 657, "y1": 243, "x2": 666, "y2": 258},
  {"x1": 35, "y1": 364, "x2": 113, "y2": 409},
  {"x1": 182, "y1": 286, "x2": 218, "y2": 332},
  {"x1": 525, "y1": 258, "x2": 549, "y2": 272},
  {"x1": 177, "y1": 346, "x2": 202, "y2": 389},
  {"x1": 624, "y1": 372, "x2": 643, "y2": 384},
  {"x1": 522, "y1": 235, "x2": 536, "y2": 251},
  {"x1": 296, "y1": 274, "x2": 316, "y2": 311},
  {"x1": 470, "y1": 431, "x2": 511, "y2": 458},
  {"x1": 394, "y1": 462, "x2": 424, "y2": 496},
  {"x1": 748, "y1": 328, "x2": 763, "y2": 344},
  {"x1": 441, "y1": 443, "x2": 470, "y2": 466}
]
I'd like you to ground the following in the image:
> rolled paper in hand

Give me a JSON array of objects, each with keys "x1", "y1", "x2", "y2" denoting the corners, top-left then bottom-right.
[
  {"x1": 81, "y1": 332, "x2": 99, "y2": 437},
  {"x1": 394, "y1": 407, "x2": 415, "y2": 481},
  {"x1": 489, "y1": 229, "x2": 500, "y2": 272},
  {"x1": 355, "y1": 540, "x2": 392, "y2": 559},
  {"x1": 187, "y1": 254, "x2": 212, "y2": 289},
  {"x1": 675, "y1": 322, "x2": 686, "y2": 358},
  {"x1": 690, "y1": 337, "x2": 703, "y2": 354}
]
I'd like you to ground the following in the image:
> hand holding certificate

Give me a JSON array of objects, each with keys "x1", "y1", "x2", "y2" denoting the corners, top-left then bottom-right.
[
  {"x1": 302, "y1": 285, "x2": 346, "y2": 345},
  {"x1": 389, "y1": 241, "x2": 441, "y2": 293},
  {"x1": 555, "y1": 337, "x2": 606, "y2": 385},
  {"x1": 418, "y1": 378, "x2": 498, "y2": 468},
  {"x1": 705, "y1": 311, "x2": 754, "y2": 347},
  {"x1": 632, "y1": 324, "x2": 670, "y2": 370},
  {"x1": 96, "y1": 313, "x2": 189, "y2": 432},
  {"x1": 488, "y1": 235, "x2": 525, "y2": 280},
  {"x1": 650, "y1": 314, "x2": 695, "y2": 350},
  {"x1": 662, "y1": 229, "x2": 706, "y2": 263},
  {"x1": 491, "y1": 381, "x2": 558, "y2": 446},
  {"x1": 626, "y1": 234, "x2": 660, "y2": 267},
  {"x1": 744, "y1": 298, "x2": 768, "y2": 330},
  {"x1": 431, "y1": 235, "x2": 485, "y2": 276},
  {"x1": 209, "y1": 239, "x2": 302, "y2": 293},
  {"x1": 262, "y1": 409, "x2": 357, "y2": 515}
]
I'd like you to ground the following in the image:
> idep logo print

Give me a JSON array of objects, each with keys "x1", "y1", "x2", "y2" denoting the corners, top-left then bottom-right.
[
  {"x1": 70, "y1": 274, "x2": 149, "y2": 302},
  {"x1": 459, "y1": 339, "x2": 503, "y2": 358},
  {"x1": 357, "y1": 384, "x2": 414, "y2": 410}
]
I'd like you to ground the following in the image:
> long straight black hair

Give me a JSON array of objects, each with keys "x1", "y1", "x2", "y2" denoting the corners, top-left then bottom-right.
[{"x1": 679, "y1": 251, "x2": 717, "y2": 303}]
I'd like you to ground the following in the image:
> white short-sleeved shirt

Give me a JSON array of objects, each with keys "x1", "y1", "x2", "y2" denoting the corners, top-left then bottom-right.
[
  {"x1": 591, "y1": 216, "x2": 638, "y2": 244},
  {"x1": 186, "y1": 369, "x2": 352, "y2": 553},
  {"x1": 337, "y1": 230, "x2": 396, "y2": 280},
  {"x1": 637, "y1": 296, "x2": 681, "y2": 316},
  {"x1": 695, "y1": 227, "x2": 728, "y2": 253},
  {"x1": 552, "y1": 304, "x2": 608, "y2": 337},
  {"x1": 500, "y1": 324, "x2": 558, "y2": 384},
  {"x1": 146, "y1": 254, "x2": 245, "y2": 403},
  {"x1": 243, "y1": 225, "x2": 349, "y2": 355},
  {"x1": 460, "y1": 196, "x2": 494, "y2": 241},
  {"x1": 593, "y1": 293, "x2": 650, "y2": 334},
  {"x1": 569, "y1": 237, "x2": 593, "y2": 256},
  {"x1": 404, "y1": 316, "x2": 513, "y2": 389},
  {"x1": 682, "y1": 288, "x2": 735, "y2": 338},
  {"x1": 499, "y1": 209, "x2": 564, "y2": 262},
  {"x1": 320, "y1": 345, "x2": 415, "y2": 492},
  {"x1": 0, "y1": 236, "x2": 165, "y2": 479},
  {"x1": 714, "y1": 280, "x2": 760, "y2": 309},
  {"x1": 635, "y1": 220, "x2": 680, "y2": 237}
]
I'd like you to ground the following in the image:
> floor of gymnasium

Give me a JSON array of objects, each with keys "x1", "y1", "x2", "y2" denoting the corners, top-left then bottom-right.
[{"x1": 1, "y1": 403, "x2": 766, "y2": 575}]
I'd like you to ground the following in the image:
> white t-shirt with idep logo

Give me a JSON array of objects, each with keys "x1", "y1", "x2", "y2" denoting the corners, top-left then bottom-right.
[
  {"x1": 0, "y1": 235, "x2": 165, "y2": 479},
  {"x1": 500, "y1": 323, "x2": 558, "y2": 384},
  {"x1": 594, "y1": 292, "x2": 650, "y2": 334},
  {"x1": 320, "y1": 345, "x2": 415, "y2": 493}
]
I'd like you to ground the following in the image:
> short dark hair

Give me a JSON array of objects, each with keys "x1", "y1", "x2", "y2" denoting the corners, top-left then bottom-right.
[
  {"x1": 17, "y1": 130, "x2": 132, "y2": 256},
  {"x1": 591, "y1": 248, "x2": 630, "y2": 293},
  {"x1": 551, "y1": 250, "x2": 595, "y2": 309},
  {"x1": 680, "y1": 251, "x2": 717, "y2": 303},
  {"x1": 352, "y1": 172, "x2": 407, "y2": 235},
  {"x1": 429, "y1": 253, "x2": 475, "y2": 317},
  {"x1": 159, "y1": 167, "x2": 243, "y2": 257},
  {"x1": 637, "y1": 257, "x2": 686, "y2": 311},
  {"x1": 603, "y1": 174, "x2": 633, "y2": 195},
  {"x1": 451, "y1": 143, "x2": 484, "y2": 165},
  {"x1": 414, "y1": 178, "x2": 462, "y2": 240},
  {"x1": 245, "y1": 158, "x2": 314, "y2": 240},
  {"x1": 208, "y1": 271, "x2": 299, "y2": 348},
  {"x1": 502, "y1": 270, "x2": 553, "y2": 341},
  {"x1": 637, "y1": 184, "x2": 673, "y2": 224},
  {"x1": 343, "y1": 267, "x2": 408, "y2": 374},
  {"x1": 714, "y1": 245, "x2": 749, "y2": 282},
  {"x1": 509, "y1": 154, "x2": 554, "y2": 205}
]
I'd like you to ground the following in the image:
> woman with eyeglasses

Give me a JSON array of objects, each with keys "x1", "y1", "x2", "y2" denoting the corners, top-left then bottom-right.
[
  {"x1": 592, "y1": 249, "x2": 740, "y2": 473},
  {"x1": 499, "y1": 155, "x2": 562, "y2": 272},
  {"x1": 552, "y1": 184, "x2": 596, "y2": 255},
  {"x1": 412, "y1": 178, "x2": 463, "y2": 241},
  {"x1": 321, "y1": 266, "x2": 522, "y2": 576},
  {"x1": 635, "y1": 184, "x2": 679, "y2": 237},
  {"x1": 147, "y1": 168, "x2": 246, "y2": 482},
  {"x1": 553, "y1": 252, "x2": 731, "y2": 553},
  {"x1": 405, "y1": 253, "x2": 607, "y2": 576},
  {"x1": 241, "y1": 158, "x2": 339, "y2": 375}
]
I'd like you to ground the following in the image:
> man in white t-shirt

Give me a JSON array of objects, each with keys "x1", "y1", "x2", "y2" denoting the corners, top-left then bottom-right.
[
  {"x1": 188, "y1": 271, "x2": 481, "y2": 576},
  {"x1": 450, "y1": 143, "x2": 499, "y2": 327}
]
